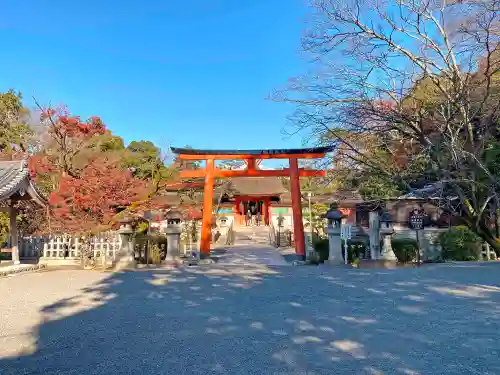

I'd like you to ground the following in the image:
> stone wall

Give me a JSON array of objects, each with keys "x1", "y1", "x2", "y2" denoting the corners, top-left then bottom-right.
[{"x1": 393, "y1": 225, "x2": 446, "y2": 261}]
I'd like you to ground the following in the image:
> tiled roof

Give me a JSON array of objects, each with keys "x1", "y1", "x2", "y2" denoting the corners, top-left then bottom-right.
[
  {"x1": 229, "y1": 177, "x2": 286, "y2": 196},
  {"x1": 171, "y1": 146, "x2": 335, "y2": 156},
  {"x1": 397, "y1": 182, "x2": 458, "y2": 201},
  {"x1": 0, "y1": 158, "x2": 45, "y2": 207},
  {"x1": 163, "y1": 179, "x2": 206, "y2": 192},
  {"x1": 0, "y1": 160, "x2": 29, "y2": 200},
  {"x1": 312, "y1": 190, "x2": 363, "y2": 206}
]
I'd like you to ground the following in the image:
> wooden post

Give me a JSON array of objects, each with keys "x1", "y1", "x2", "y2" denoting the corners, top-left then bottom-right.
[
  {"x1": 263, "y1": 198, "x2": 269, "y2": 226},
  {"x1": 9, "y1": 205, "x2": 19, "y2": 264},
  {"x1": 200, "y1": 159, "x2": 215, "y2": 255},
  {"x1": 289, "y1": 158, "x2": 306, "y2": 258}
]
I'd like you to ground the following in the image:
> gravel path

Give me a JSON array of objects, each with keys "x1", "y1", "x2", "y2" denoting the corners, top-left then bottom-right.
[{"x1": 1, "y1": 262, "x2": 500, "y2": 374}]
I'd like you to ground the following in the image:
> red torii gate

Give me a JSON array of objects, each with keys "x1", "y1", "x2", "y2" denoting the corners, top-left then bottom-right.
[{"x1": 171, "y1": 146, "x2": 333, "y2": 258}]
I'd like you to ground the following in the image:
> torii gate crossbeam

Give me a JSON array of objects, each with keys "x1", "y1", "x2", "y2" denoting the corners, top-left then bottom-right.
[{"x1": 171, "y1": 146, "x2": 333, "y2": 259}]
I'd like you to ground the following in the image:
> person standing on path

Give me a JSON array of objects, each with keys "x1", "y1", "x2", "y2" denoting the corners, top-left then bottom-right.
[
  {"x1": 246, "y1": 209, "x2": 252, "y2": 226},
  {"x1": 256, "y1": 211, "x2": 262, "y2": 226}
]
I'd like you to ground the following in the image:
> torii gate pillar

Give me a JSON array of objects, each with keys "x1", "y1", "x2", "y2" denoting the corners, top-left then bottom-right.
[
  {"x1": 171, "y1": 146, "x2": 333, "y2": 259},
  {"x1": 200, "y1": 159, "x2": 215, "y2": 254},
  {"x1": 289, "y1": 158, "x2": 305, "y2": 256}
]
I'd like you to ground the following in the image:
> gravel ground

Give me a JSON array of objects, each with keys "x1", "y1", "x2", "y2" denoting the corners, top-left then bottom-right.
[{"x1": 1, "y1": 261, "x2": 500, "y2": 374}]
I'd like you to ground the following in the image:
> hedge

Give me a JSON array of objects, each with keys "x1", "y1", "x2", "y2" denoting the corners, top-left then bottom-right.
[{"x1": 438, "y1": 226, "x2": 482, "y2": 261}]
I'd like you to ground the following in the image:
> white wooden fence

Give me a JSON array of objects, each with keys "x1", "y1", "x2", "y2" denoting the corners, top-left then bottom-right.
[{"x1": 19, "y1": 233, "x2": 122, "y2": 260}]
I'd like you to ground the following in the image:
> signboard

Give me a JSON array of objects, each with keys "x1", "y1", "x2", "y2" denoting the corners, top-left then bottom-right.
[
  {"x1": 408, "y1": 209, "x2": 426, "y2": 230},
  {"x1": 272, "y1": 208, "x2": 289, "y2": 215},
  {"x1": 408, "y1": 208, "x2": 426, "y2": 267},
  {"x1": 217, "y1": 208, "x2": 234, "y2": 214}
]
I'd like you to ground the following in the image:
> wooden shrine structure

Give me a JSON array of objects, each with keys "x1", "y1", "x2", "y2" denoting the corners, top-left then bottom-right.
[
  {"x1": 0, "y1": 158, "x2": 46, "y2": 264},
  {"x1": 171, "y1": 146, "x2": 333, "y2": 258}
]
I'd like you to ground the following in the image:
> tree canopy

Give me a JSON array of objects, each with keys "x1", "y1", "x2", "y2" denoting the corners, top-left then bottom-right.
[
  {"x1": 278, "y1": 0, "x2": 500, "y2": 248},
  {"x1": 0, "y1": 90, "x2": 33, "y2": 153},
  {"x1": 0, "y1": 97, "x2": 176, "y2": 238}
]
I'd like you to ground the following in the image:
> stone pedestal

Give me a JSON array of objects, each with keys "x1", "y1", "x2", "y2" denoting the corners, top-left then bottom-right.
[
  {"x1": 114, "y1": 240, "x2": 136, "y2": 270},
  {"x1": 327, "y1": 226, "x2": 344, "y2": 265},
  {"x1": 164, "y1": 225, "x2": 181, "y2": 264},
  {"x1": 113, "y1": 226, "x2": 136, "y2": 271},
  {"x1": 215, "y1": 223, "x2": 230, "y2": 245},
  {"x1": 380, "y1": 232, "x2": 397, "y2": 262},
  {"x1": 306, "y1": 242, "x2": 315, "y2": 262},
  {"x1": 369, "y1": 211, "x2": 380, "y2": 260}
]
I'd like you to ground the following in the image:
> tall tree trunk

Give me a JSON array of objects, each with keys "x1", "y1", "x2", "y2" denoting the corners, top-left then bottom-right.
[{"x1": 461, "y1": 216, "x2": 500, "y2": 255}]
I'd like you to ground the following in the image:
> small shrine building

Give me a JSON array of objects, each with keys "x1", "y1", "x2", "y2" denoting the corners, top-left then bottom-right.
[{"x1": 0, "y1": 158, "x2": 46, "y2": 264}]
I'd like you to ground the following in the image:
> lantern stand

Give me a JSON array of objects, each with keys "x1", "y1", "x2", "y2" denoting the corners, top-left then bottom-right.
[
  {"x1": 164, "y1": 210, "x2": 183, "y2": 266},
  {"x1": 379, "y1": 209, "x2": 398, "y2": 263},
  {"x1": 114, "y1": 217, "x2": 137, "y2": 270},
  {"x1": 325, "y1": 203, "x2": 345, "y2": 265}
]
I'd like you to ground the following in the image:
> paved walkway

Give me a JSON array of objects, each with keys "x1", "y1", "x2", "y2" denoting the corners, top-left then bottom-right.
[
  {"x1": 215, "y1": 244, "x2": 290, "y2": 266},
  {"x1": 2, "y1": 263, "x2": 500, "y2": 374},
  {"x1": 214, "y1": 226, "x2": 289, "y2": 266}
]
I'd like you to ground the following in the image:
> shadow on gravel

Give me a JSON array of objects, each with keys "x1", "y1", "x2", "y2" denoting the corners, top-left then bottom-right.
[{"x1": 2, "y1": 262, "x2": 500, "y2": 374}]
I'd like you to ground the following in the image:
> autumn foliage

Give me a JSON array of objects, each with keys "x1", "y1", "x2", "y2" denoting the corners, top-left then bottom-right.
[
  {"x1": 32, "y1": 105, "x2": 154, "y2": 235},
  {"x1": 48, "y1": 156, "x2": 149, "y2": 234},
  {"x1": 40, "y1": 107, "x2": 107, "y2": 138},
  {"x1": 38, "y1": 106, "x2": 108, "y2": 178}
]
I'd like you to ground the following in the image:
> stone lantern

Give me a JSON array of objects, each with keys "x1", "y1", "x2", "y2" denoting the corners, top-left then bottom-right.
[
  {"x1": 277, "y1": 214, "x2": 285, "y2": 228},
  {"x1": 326, "y1": 203, "x2": 343, "y2": 229},
  {"x1": 217, "y1": 216, "x2": 230, "y2": 244},
  {"x1": 325, "y1": 203, "x2": 345, "y2": 265},
  {"x1": 379, "y1": 209, "x2": 397, "y2": 262},
  {"x1": 114, "y1": 217, "x2": 136, "y2": 270},
  {"x1": 276, "y1": 214, "x2": 285, "y2": 247},
  {"x1": 218, "y1": 216, "x2": 228, "y2": 228},
  {"x1": 164, "y1": 210, "x2": 182, "y2": 263}
]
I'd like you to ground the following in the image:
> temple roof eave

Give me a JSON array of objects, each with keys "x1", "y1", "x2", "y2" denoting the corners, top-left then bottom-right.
[{"x1": 0, "y1": 158, "x2": 47, "y2": 209}]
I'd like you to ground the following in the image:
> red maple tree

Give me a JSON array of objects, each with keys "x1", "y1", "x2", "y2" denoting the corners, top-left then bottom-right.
[
  {"x1": 30, "y1": 104, "x2": 160, "y2": 238},
  {"x1": 47, "y1": 154, "x2": 150, "y2": 234},
  {"x1": 38, "y1": 105, "x2": 108, "y2": 178}
]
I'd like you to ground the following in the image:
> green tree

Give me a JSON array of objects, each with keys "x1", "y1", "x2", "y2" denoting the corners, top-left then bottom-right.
[
  {"x1": 88, "y1": 134, "x2": 125, "y2": 152},
  {"x1": 124, "y1": 140, "x2": 178, "y2": 196},
  {"x1": 125, "y1": 141, "x2": 161, "y2": 179},
  {"x1": 0, "y1": 90, "x2": 34, "y2": 153},
  {"x1": 357, "y1": 175, "x2": 402, "y2": 201},
  {"x1": 303, "y1": 203, "x2": 329, "y2": 238},
  {"x1": 278, "y1": 0, "x2": 500, "y2": 250}
]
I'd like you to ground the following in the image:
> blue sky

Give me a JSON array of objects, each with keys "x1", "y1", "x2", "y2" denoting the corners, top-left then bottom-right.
[{"x1": 0, "y1": 0, "x2": 310, "y2": 160}]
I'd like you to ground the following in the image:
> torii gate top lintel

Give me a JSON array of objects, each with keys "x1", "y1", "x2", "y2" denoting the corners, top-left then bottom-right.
[
  {"x1": 170, "y1": 146, "x2": 334, "y2": 160},
  {"x1": 170, "y1": 146, "x2": 333, "y2": 258}
]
